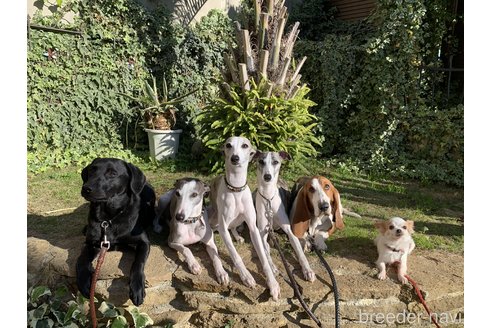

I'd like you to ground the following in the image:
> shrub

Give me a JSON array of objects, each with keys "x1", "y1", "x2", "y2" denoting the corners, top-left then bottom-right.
[
  {"x1": 27, "y1": 2, "x2": 233, "y2": 171},
  {"x1": 27, "y1": 285, "x2": 154, "y2": 328},
  {"x1": 195, "y1": 0, "x2": 321, "y2": 171},
  {"x1": 293, "y1": 0, "x2": 463, "y2": 186},
  {"x1": 27, "y1": 0, "x2": 166, "y2": 171},
  {"x1": 196, "y1": 79, "x2": 319, "y2": 171}
]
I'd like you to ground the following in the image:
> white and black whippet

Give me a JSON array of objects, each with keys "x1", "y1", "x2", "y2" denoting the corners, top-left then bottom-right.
[
  {"x1": 254, "y1": 151, "x2": 316, "y2": 282},
  {"x1": 153, "y1": 178, "x2": 229, "y2": 285},
  {"x1": 209, "y1": 136, "x2": 280, "y2": 301}
]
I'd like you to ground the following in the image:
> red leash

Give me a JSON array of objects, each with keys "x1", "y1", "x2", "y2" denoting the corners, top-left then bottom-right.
[
  {"x1": 89, "y1": 221, "x2": 112, "y2": 328},
  {"x1": 89, "y1": 245, "x2": 108, "y2": 328},
  {"x1": 404, "y1": 274, "x2": 441, "y2": 328}
]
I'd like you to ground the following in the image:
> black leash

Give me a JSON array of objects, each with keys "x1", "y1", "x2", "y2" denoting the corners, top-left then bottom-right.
[
  {"x1": 310, "y1": 236, "x2": 341, "y2": 328},
  {"x1": 261, "y1": 193, "x2": 322, "y2": 327}
]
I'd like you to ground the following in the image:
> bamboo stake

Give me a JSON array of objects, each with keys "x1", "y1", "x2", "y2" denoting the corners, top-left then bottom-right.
[
  {"x1": 277, "y1": 57, "x2": 291, "y2": 87},
  {"x1": 288, "y1": 73, "x2": 301, "y2": 96},
  {"x1": 253, "y1": 0, "x2": 261, "y2": 29},
  {"x1": 238, "y1": 63, "x2": 250, "y2": 91},
  {"x1": 283, "y1": 22, "x2": 299, "y2": 59},
  {"x1": 240, "y1": 29, "x2": 254, "y2": 72},
  {"x1": 289, "y1": 56, "x2": 307, "y2": 83},
  {"x1": 270, "y1": 17, "x2": 286, "y2": 71},
  {"x1": 259, "y1": 49, "x2": 270, "y2": 80},
  {"x1": 259, "y1": 13, "x2": 269, "y2": 50},
  {"x1": 267, "y1": 0, "x2": 274, "y2": 15}
]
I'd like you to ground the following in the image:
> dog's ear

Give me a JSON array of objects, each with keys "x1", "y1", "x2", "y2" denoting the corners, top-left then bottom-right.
[
  {"x1": 81, "y1": 164, "x2": 90, "y2": 182},
  {"x1": 291, "y1": 187, "x2": 313, "y2": 238},
  {"x1": 406, "y1": 220, "x2": 415, "y2": 234},
  {"x1": 252, "y1": 150, "x2": 262, "y2": 161},
  {"x1": 328, "y1": 186, "x2": 344, "y2": 234},
  {"x1": 81, "y1": 158, "x2": 98, "y2": 182},
  {"x1": 249, "y1": 147, "x2": 258, "y2": 162},
  {"x1": 279, "y1": 151, "x2": 291, "y2": 161},
  {"x1": 374, "y1": 220, "x2": 387, "y2": 233},
  {"x1": 126, "y1": 162, "x2": 146, "y2": 195}
]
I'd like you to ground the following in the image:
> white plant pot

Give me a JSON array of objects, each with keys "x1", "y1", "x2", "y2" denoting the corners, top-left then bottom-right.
[{"x1": 145, "y1": 129, "x2": 182, "y2": 161}]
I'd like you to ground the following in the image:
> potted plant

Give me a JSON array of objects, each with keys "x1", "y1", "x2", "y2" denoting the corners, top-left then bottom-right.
[{"x1": 126, "y1": 74, "x2": 198, "y2": 160}]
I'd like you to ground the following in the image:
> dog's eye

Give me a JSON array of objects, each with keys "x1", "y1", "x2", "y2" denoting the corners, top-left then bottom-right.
[
  {"x1": 309, "y1": 186, "x2": 315, "y2": 193},
  {"x1": 324, "y1": 184, "x2": 330, "y2": 190},
  {"x1": 225, "y1": 143, "x2": 232, "y2": 149},
  {"x1": 191, "y1": 192, "x2": 198, "y2": 198},
  {"x1": 258, "y1": 159, "x2": 265, "y2": 165},
  {"x1": 106, "y1": 169, "x2": 118, "y2": 178},
  {"x1": 241, "y1": 143, "x2": 249, "y2": 149},
  {"x1": 175, "y1": 191, "x2": 181, "y2": 197},
  {"x1": 389, "y1": 225, "x2": 394, "y2": 230},
  {"x1": 402, "y1": 226, "x2": 407, "y2": 230},
  {"x1": 273, "y1": 160, "x2": 279, "y2": 165}
]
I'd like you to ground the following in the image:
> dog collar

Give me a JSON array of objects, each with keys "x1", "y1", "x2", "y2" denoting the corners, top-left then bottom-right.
[
  {"x1": 179, "y1": 209, "x2": 204, "y2": 224},
  {"x1": 224, "y1": 176, "x2": 247, "y2": 192},
  {"x1": 258, "y1": 189, "x2": 277, "y2": 221},
  {"x1": 385, "y1": 244, "x2": 404, "y2": 253}
]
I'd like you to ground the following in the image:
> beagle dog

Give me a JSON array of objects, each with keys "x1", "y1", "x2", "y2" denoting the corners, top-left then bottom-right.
[{"x1": 289, "y1": 176, "x2": 345, "y2": 251}]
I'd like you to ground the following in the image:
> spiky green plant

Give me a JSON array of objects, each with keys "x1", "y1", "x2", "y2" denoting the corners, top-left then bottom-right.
[
  {"x1": 196, "y1": 78, "x2": 319, "y2": 172},
  {"x1": 195, "y1": 0, "x2": 320, "y2": 171}
]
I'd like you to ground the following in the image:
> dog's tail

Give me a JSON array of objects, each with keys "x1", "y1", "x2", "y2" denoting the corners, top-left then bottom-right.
[{"x1": 343, "y1": 208, "x2": 362, "y2": 218}]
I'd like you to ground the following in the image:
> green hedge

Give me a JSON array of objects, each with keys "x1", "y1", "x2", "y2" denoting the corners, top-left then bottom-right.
[
  {"x1": 27, "y1": 1, "x2": 233, "y2": 172},
  {"x1": 293, "y1": 0, "x2": 463, "y2": 186}
]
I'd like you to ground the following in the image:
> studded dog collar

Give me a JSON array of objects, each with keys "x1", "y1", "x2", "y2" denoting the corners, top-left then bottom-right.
[
  {"x1": 224, "y1": 176, "x2": 247, "y2": 192},
  {"x1": 178, "y1": 209, "x2": 205, "y2": 224}
]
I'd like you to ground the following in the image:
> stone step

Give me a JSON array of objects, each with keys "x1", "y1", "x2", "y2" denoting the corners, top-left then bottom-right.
[{"x1": 27, "y1": 236, "x2": 464, "y2": 327}]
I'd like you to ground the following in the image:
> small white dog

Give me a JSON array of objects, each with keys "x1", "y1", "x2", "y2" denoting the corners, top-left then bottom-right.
[{"x1": 374, "y1": 217, "x2": 416, "y2": 284}]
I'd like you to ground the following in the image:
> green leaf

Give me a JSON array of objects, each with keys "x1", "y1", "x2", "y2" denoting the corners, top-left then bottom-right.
[
  {"x1": 127, "y1": 306, "x2": 154, "y2": 328},
  {"x1": 30, "y1": 286, "x2": 51, "y2": 303},
  {"x1": 110, "y1": 315, "x2": 128, "y2": 328}
]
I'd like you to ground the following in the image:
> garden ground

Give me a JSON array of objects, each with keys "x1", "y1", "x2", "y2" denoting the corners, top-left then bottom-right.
[{"x1": 27, "y1": 157, "x2": 464, "y2": 327}]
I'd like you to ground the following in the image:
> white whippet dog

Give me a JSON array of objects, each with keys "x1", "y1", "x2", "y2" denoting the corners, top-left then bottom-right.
[
  {"x1": 254, "y1": 151, "x2": 316, "y2": 282},
  {"x1": 209, "y1": 136, "x2": 280, "y2": 301},
  {"x1": 153, "y1": 178, "x2": 229, "y2": 285}
]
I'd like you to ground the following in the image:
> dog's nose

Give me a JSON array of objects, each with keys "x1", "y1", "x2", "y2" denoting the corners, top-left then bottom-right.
[
  {"x1": 82, "y1": 186, "x2": 92, "y2": 194},
  {"x1": 175, "y1": 213, "x2": 185, "y2": 221},
  {"x1": 263, "y1": 174, "x2": 272, "y2": 182},
  {"x1": 231, "y1": 155, "x2": 239, "y2": 164},
  {"x1": 319, "y1": 202, "x2": 329, "y2": 212},
  {"x1": 396, "y1": 229, "x2": 402, "y2": 234}
]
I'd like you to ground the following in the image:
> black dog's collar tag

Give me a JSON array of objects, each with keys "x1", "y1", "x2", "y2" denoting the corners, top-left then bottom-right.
[{"x1": 100, "y1": 220, "x2": 111, "y2": 249}]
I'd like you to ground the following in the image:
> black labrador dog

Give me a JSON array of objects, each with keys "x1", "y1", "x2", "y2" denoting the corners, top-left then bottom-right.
[{"x1": 76, "y1": 158, "x2": 155, "y2": 306}]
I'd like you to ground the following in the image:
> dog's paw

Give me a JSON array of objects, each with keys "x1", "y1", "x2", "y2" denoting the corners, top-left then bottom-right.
[
  {"x1": 129, "y1": 277, "x2": 146, "y2": 306},
  {"x1": 235, "y1": 235, "x2": 245, "y2": 244},
  {"x1": 303, "y1": 268, "x2": 316, "y2": 282},
  {"x1": 398, "y1": 274, "x2": 408, "y2": 285},
  {"x1": 216, "y1": 268, "x2": 229, "y2": 285},
  {"x1": 76, "y1": 270, "x2": 92, "y2": 298},
  {"x1": 240, "y1": 270, "x2": 256, "y2": 288},
  {"x1": 269, "y1": 280, "x2": 281, "y2": 301},
  {"x1": 377, "y1": 271, "x2": 387, "y2": 280},
  {"x1": 189, "y1": 261, "x2": 202, "y2": 275}
]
